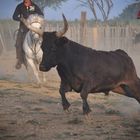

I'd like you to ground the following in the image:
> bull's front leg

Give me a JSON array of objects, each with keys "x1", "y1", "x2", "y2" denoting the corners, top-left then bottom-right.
[
  {"x1": 59, "y1": 82, "x2": 72, "y2": 111},
  {"x1": 80, "y1": 92, "x2": 91, "y2": 115}
]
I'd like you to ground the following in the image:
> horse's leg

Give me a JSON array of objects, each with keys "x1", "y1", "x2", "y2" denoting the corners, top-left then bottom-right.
[
  {"x1": 40, "y1": 72, "x2": 46, "y2": 83},
  {"x1": 43, "y1": 72, "x2": 46, "y2": 82},
  {"x1": 25, "y1": 64, "x2": 34, "y2": 82},
  {"x1": 27, "y1": 58, "x2": 41, "y2": 85},
  {"x1": 35, "y1": 61, "x2": 46, "y2": 83},
  {"x1": 34, "y1": 62, "x2": 46, "y2": 83}
]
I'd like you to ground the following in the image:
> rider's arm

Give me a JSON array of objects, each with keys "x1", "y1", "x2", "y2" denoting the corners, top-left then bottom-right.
[{"x1": 13, "y1": 4, "x2": 21, "y2": 21}]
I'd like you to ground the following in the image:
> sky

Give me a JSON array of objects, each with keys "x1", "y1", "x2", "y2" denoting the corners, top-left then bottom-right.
[{"x1": 0, "y1": 0, "x2": 133, "y2": 20}]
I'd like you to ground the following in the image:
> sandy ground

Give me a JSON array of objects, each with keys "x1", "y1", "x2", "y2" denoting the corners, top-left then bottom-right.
[{"x1": 0, "y1": 50, "x2": 140, "y2": 140}]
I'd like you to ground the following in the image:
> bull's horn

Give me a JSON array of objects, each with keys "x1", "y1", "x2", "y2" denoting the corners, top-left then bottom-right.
[
  {"x1": 56, "y1": 14, "x2": 68, "y2": 37},
  {"x1": 21, "y1": 16, "x2": 44, "y2": 36}
]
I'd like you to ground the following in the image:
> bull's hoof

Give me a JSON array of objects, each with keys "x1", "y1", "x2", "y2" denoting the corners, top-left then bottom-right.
[
  {"x1": 136, "y1": 98, "x2": 140, "y2": 104},
  {"x1": 104, "y1": 92, "x2": 109, "y2": 96},
  {"x1": 63, "y1": 103, "x2": 71, "y2": 110},
  {"x1": 64, "y1": 109, "x2": 71, "y2": 114},
  {"x1": 83, "y1": 108, "x2": 91, "y2": 115}
]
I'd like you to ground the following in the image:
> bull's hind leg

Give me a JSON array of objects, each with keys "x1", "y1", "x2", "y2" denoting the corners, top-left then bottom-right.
[
  {"x1": 112, "y1": 82, "x2": 140, "y2": 103},
  {"x1": 126, "y1": 80, "x2": 140, "y2": 103},
  {"x1": 112, "y1": 86, "x2": 126, "y2": 95},
  {"x1": 120, "y1": 85, "x2": 135, "y2": 98}
]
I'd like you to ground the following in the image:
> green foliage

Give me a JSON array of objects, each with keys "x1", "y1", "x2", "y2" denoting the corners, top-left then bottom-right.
[
  {"x1": 117, "y1": 2, "x2": 140, "y2": 21},
  {"x1": 16, "y1": 0, "x2": 68, "y2": 10}
]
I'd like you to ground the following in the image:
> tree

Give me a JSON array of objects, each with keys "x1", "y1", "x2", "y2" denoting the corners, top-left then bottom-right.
[
  {"x1": 77, "y1": 0, "x2": 113, "y2": 22},
  {"x1": 16, "y1": 0, "x2": 68, "y2": 11},
  {"x1": 117, "y1": 1, "x2": 140, "y2": 21}
]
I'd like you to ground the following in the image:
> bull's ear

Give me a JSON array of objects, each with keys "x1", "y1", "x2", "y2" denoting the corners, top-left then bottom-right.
[{"x1": 55, "y1": 37, "x2": 68, "y2": 47}]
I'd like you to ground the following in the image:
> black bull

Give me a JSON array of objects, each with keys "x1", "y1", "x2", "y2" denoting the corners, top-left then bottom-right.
[{"x1": 39, "y1": 32, "x2": 140, "y2": 115}]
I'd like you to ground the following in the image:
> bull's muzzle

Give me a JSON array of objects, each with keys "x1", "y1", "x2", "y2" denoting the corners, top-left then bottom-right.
[{"x1": 39, "y1": 64, "x2": 50, "y2": 72}]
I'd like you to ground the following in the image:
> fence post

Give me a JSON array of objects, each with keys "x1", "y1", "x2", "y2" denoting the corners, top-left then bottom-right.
[
  {"x1": 93, "y1": 26, "x2": 98, "y2": 48},
  {"x1": 0, "y1": 23, "x2": 7, "y2": 54},
  {"x1": 80, "y1": 11, "x2": 87, "y2": 45},
  {"x1": 0, "y1": 33, "x2": 5, "y2": 55}
]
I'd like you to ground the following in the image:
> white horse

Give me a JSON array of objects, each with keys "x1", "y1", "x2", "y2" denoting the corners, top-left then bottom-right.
[{"x1": 22, "y1": 14, "x2": 46, "y2": 84}]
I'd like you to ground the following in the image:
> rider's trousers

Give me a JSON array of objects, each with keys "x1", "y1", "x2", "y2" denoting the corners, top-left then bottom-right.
[{"x1": 15, "y1": 28, "x2": 28, "y2": 64}]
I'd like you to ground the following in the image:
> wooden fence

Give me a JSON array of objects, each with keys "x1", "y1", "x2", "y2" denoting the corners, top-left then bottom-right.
[
  {"x1": 0, "y1": 21, "x2": 139, "y2": 54},
  {"x1": 46, "y1": 23, "x2": 138, "y2": 52}
]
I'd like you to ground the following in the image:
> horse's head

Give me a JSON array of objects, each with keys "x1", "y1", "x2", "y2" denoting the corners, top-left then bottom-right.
[
  {"x1": 23, "y1": 14, "x2": 45, "y2": 39},
  {"x1": 21, "y1": 13, "x2": 68, "y2": 39}
]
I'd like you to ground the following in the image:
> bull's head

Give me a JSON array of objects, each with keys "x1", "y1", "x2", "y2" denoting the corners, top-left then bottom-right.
[{"x1": 22, "y1": 14, "x2": 69, "y2": 71}]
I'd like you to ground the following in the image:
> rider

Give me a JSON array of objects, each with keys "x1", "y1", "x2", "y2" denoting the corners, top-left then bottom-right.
[{"x1": 13, "y1": 0, "x2": 44, "y2": 69}]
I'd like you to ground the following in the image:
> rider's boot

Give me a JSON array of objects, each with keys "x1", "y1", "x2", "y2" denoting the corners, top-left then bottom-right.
[{"x1": 15, "y1": 46, "x2": 23, "y2": 69}]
